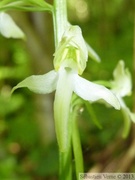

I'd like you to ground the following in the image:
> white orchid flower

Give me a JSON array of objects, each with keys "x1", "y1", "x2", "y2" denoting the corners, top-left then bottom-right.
[
  {"x1": 0, "y1": 12, "x2": 25, "y2": 39},
  {"x1": 111, "y1": 60, "x2": 135, "y2": 137},
  {"x1": 12, "y1": 25, "x2": 120, "y2": 152}
]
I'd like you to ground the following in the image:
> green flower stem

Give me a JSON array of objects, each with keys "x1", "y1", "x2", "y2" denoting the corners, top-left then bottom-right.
[
  {"x1": 59, "y1": 143, "x2": 72, "y2": 180},
  {"x1": 121, "y1": 109, "x2": 131, "y2": 138},
  {"x1": 59, "y1": 104, "x2": 72, "y2": 180},
  {"x1": 53, "y1": 0, "x2": 68, "y2": 48},
  {"x1": 72, "y1": 106, "x2": 84, "y2": 180}
]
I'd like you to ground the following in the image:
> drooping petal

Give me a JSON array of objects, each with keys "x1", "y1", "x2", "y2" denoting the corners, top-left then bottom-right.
[
  {"x1": 129, "y1": 111, "x2": 135, "y2": 123},
  {"x1": 73, "y1": 74, "x2": 120, "y2": 110},
  {"x1": 11, "y1": 70, "x2": 58, "y2": 94},
  {"x1": 121, "y1": 105, "x2": 135, "y2": 138},
  {"x1": 0, "y1": 12, "x2": 25, "y2": 39},
  {"x1": 119, "y1": 97, "x2": 135, "y2": 123},
  {"x1": 54, "y1": 67, "x2": 74, "y2": 152},
  {"x1": 114, "y1": 95, "x2": 135, "y2": 138},
  {"x1": 111, "y1": 60, "x2": 132, "y2": 97},
  {"x1": 121, "y1": 108, "x2": 132, "y2": 138}
]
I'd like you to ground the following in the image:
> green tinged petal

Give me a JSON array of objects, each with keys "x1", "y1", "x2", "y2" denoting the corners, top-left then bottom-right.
[
  {"x1": 122, "y1": 107, "x2": 135, "y2": 137},
  {"x1": 11, "y1": 70, "x2": 58, "y2": 94},
  {"x1": 54, "y1": 25, "x2": 88, "y2": 75},
  {"x1": 117, "y1": 97, "x2": 135, "y2": 137},
  {"x1": 0, "y1": 12, "x2": 25, "y2": 39}
]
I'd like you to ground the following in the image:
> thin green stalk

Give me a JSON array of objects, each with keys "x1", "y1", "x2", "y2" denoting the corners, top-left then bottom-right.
[
  {"x1": 59, "y1": 147, "x2": 72, "y2": 180},
  {"x1": 59, "y1": 108, "x2": 73, "y2": 180},
  {"x1": 53, "y1": 0, "x2": 68, "y2": 48},
  {"x1": 121, "y1": 109, "x2": 131, "y2": 138},
  {"x1": 72, "y1": 106, "x2": 84, "y2": 180}
]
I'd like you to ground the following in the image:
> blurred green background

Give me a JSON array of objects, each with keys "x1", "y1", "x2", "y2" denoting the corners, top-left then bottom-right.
[{"x1": 0, "y1": 0, "x2": 135, "y2": 179}]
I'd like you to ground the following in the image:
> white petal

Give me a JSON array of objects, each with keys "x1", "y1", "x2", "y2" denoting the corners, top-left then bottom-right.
[
  {"x1": 73, "y1": 74, "x2": 120, "y2": 110},
  {"x1": 12, "y1": 70, "x2": 58, "y2": 94},
  {"x1": 111, "y1": 60, "x2": 132, "y2": 97},
  {"x1": 0, "y1": 12, "x2": 25, "y2": 39}
]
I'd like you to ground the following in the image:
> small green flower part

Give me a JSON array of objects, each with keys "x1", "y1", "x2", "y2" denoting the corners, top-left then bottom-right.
[
  {"x1": 0, "y1": 12, "x2": 25, "y2": 39},
  {"x1": 54, "y1": 25, "x2": 88, "y2": 75}
]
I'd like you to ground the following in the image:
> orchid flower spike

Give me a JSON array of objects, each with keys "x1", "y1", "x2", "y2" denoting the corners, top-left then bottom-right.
[
  {"x1": 12, "y1": 25, "x2": 120, "y2": 152},
  {"x1": 0, "y1": 12, "x2": 25, "y2": 39},
  {"x1": 111, "y1": 60, "x2": 135, "y2": 137}
]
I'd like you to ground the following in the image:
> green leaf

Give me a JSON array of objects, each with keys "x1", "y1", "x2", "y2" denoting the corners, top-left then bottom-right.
[{"x1": 0, "y1": 0, "x2": 53, "y2": 12}]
